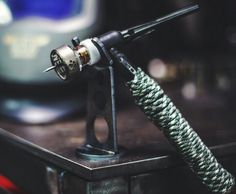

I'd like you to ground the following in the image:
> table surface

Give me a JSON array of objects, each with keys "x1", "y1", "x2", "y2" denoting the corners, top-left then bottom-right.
[{"x1": 0, "y1": 90, "x2": 236, "y2": 180}]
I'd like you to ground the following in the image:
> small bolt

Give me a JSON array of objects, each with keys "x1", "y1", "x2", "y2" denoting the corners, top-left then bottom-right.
[{"x1": 72, "y1": 36, "x2": 80, "y2": 47}]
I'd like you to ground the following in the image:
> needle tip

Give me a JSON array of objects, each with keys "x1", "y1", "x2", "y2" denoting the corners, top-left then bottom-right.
[{"x1": 43, "y1": 66, "x2": 55, "y2": 73}]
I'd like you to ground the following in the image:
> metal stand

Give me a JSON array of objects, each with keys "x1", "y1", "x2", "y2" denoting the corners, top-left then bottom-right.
[{"x1": 76, "y1": 66, "x2": 119, "y2": 160}]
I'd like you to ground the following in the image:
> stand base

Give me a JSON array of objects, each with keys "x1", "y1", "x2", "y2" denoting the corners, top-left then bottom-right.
[{"x1": 76, "y1": 144, "x2": 122, "y2": 160}]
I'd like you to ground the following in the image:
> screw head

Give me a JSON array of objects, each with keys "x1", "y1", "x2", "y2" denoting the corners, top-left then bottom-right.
[{"x1": 71, "y1": 36, "x2": 80, "y2": 47}]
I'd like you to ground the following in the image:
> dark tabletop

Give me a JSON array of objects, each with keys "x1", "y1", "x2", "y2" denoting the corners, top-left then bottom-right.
[{"x1": 0, "y1": 91, "x2": 236, "y2": 180}]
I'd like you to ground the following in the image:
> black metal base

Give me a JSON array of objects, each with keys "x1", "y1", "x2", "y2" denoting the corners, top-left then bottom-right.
[{"x1": 76, "y1": 144, "x2": 123, "y2": 160}]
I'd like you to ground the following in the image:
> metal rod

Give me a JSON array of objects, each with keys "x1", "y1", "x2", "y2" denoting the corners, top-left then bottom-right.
[{"x1": 121, "y1": 4, "x2": 199, "y2": 41}]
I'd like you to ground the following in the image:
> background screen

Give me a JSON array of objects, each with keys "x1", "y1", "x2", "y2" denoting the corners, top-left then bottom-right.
[{"x1": 6, "y1": 0, "x2": 83, "y2": 20}]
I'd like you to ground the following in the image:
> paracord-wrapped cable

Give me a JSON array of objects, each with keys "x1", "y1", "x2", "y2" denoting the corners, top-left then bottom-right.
[{"x1": 126, "y1": 68, "x2": 235, "y2": 194}]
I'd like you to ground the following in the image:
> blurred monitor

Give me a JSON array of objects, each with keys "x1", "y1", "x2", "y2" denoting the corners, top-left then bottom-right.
[
  {"x1": 0, "y1": 0, "x2": 101, "y2": 84},
  {"x1": 0, "y1": 0, "x2": 102, "y2": 123}
]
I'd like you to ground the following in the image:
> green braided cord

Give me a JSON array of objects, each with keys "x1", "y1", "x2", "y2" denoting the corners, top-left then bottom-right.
[{"x1": 126, "y1": 68, "x2": 235, "y2": 194}]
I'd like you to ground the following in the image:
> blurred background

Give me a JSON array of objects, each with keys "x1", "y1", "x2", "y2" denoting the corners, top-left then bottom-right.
[{"x1": 0, "y1": 0, "x2": 235, "y2": 129}]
